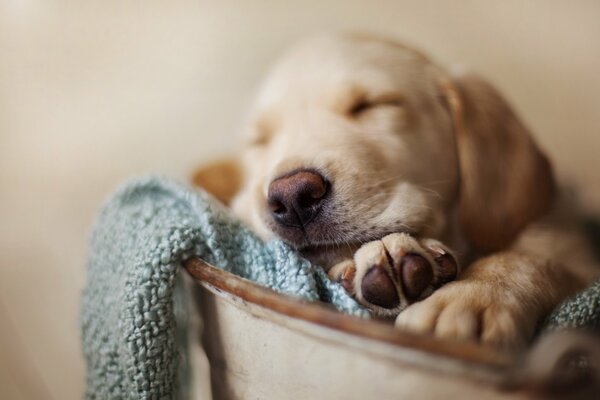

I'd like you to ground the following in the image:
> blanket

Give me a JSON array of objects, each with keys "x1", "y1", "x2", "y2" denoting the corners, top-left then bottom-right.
[
  {"x1": 80, "y1": 177, "x2": 366, "y2": 399},
  {"x1": 80, "y1": 176, "x2": 600, "y2": 399}
]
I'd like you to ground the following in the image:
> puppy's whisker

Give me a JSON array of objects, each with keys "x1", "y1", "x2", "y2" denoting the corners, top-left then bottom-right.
[{"x1": 368, "y1": 187, "x2": 442, "y2": 201}]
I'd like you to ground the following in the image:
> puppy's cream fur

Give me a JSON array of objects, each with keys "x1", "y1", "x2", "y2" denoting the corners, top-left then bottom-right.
[{"x1": 194, "y1": 34, "x2": 599, "y2": 347}]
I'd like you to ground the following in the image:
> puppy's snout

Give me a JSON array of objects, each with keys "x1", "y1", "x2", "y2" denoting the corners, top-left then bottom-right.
[{"x1": 267, "y1": 170, "x2": 328, "y2": 228}]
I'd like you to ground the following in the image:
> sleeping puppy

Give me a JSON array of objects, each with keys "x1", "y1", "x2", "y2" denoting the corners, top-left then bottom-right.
[{"x1": 195, "y1": 33, "x2": 599, "y2": 347}]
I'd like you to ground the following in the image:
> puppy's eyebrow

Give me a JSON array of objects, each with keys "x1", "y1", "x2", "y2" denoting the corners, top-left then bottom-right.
[
  {"x1": 245, "y1": 110, "x2": 278, "y2": 146},
  {"x1": 333, "y1": 84, "x2": 405, "y2": 114},
  {"x1": 331, "y1": 85, "x2": 368, "y2": 113}
]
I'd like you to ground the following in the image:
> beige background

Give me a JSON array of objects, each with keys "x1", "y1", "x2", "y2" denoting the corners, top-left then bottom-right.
[{"x1": 1, "y1": 1, "x2": 599, "y2": 399}]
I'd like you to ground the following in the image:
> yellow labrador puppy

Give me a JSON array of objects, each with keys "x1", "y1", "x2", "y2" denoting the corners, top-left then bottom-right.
[{"x1": 195, "y1": 33, "x2": 599, "y2": 347}]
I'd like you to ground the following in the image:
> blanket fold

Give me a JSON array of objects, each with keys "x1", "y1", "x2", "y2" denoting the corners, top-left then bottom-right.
[
  {"x1": 80, "y1": 177, "x2": 366, "y2": 400},
  {"x1": 80, "y1": 176, "x2": 600, "y2": 399}
]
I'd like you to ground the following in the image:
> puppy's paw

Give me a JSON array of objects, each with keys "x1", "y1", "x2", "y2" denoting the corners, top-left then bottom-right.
[
  {"x1": 394, "y1": 281, "x2": 533, "y2": 348},
  {"x1": 328, "y1": 233, "x2": 459, "y2": 318}
]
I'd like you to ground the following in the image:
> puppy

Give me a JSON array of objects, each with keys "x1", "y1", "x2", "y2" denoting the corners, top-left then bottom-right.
[{"x1": 195, "y1": 33, "x2": 599, "y2": 347}]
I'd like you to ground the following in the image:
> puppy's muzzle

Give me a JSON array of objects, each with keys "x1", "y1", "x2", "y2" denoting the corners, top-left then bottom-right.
[{"x1": 267, "y1": 170, "x2": 328, "y2": 229}]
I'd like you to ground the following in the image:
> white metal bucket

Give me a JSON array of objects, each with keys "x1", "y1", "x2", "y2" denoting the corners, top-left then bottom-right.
[{"x1": 185, "y1": 259, "x2": 599, "y2": 400}]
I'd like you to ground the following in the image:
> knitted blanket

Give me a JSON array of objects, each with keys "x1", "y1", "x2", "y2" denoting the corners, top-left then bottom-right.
[
  {"x1": 80, "y1": 177, "x2": 367, "y2": 400},
  {"x1": 80, "y1": 177, "x2": 600, "y2": 400}
]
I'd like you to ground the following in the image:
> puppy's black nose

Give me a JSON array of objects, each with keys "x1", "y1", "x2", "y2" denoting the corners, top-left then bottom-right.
[{"x1": 268, "y1": 170, "x2": 328, "y2": 228}]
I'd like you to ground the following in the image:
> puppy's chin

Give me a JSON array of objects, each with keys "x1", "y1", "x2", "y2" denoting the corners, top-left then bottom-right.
[
  {"x1": 259, "y1": 215, "x2": 356, "y2": 267},
  {"x1": 261, "y1": 208, "x2": 340, "y2": 249},
  {"x1": 264, "y1": 223, "x2": 312, "y2": 249}
]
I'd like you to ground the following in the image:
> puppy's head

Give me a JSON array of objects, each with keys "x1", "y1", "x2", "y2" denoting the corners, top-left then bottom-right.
[{"x1": 196, "y1": 34, "x2": 555, "y2": 265}]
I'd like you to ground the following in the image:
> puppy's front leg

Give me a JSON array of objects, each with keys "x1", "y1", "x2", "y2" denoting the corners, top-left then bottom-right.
[
  {"x1": 328, "y1": 233, "x2": 460, "y2": 318},
  {"x1": 395, "y1": 252, "x2": 585, "y2": 347}
]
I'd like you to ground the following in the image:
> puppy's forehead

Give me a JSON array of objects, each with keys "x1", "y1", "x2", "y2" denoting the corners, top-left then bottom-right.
[{"x1": 255, "y1": 34, "x2": 435, "y2": 109}]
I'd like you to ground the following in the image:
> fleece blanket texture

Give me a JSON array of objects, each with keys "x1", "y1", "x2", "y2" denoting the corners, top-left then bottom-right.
[{"x1": 80, "y1": 176, "x2": 600, "y2": 399}]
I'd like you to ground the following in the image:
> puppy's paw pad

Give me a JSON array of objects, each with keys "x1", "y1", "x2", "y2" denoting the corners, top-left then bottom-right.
[
  {"x1": 350, "y1": 233, "x2": 459, "y2": 317},
  {"x1": 362, "y1": 264, "x2": 399, "y2": 308},
  {"x1": 420, "y1": 239, "x2": 460, "y2": 287},
  {"x1": 395, "y1": 253, "x2": 433, "y2": 301}
]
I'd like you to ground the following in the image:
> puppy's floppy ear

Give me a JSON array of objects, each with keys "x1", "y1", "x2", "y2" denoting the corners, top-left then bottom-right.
[
  {"x1": 440, "y1": 73, "x2": 556, "y2": 252},
  {"x1": 192, "y1": 157, "x2": 243, "y2": 206}
]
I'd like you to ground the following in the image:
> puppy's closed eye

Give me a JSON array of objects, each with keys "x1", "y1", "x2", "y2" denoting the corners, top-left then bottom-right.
[{"x1": 348, "y1": 94, "x2": 405, "y2": 118}]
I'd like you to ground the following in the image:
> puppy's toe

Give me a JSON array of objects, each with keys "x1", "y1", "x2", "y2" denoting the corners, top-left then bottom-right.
[
  {"x1": 395, "y1": 282, "x2": 532, "y2": 347},
  {"x1": 435, "y1": 303, "x2": 480, "y2": 341},
  {"x1": 381, "y1": 233, "x2": 436, "y2": 302},
  {"x1": 396, "y1": 288, "x2": 481, "y2": 341},
  {"x1": 395, "y1": 298, "x2": 443, "y2": 333},
  {"x1": 382, "y1": 233, "x2": 459, "y2": 302},
  {"x1": 361, "y1": 264, "x2": 399, "y2": 308},
  {"x1": 328, "y1": 260, "x2": 356, "y2": 294},
  {"x1": 395, "y1": 253, "x2": 433, "y2": 300},
  {"x1": 481, "y1": 305, "x2": 527, "y2": 348},
  {"x1": 353, "y1": 241, "x2": 400, "y2": 313},
  {"x1": 419, "y1": 238, "x2": 460, "y2": 287}
]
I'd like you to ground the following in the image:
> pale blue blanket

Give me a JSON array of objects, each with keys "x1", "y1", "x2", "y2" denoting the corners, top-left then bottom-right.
[
  {"x1": 80, "y1": 177, "x2": 599, "y2": 399},
  {"x1": 80, "y1": 177, "x2": 367, "y2": 399}
]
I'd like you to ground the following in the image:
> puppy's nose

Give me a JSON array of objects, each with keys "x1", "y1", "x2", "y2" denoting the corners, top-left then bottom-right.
[{"x1": 268, "y1": 170, "x2": 328, "y2": 228}]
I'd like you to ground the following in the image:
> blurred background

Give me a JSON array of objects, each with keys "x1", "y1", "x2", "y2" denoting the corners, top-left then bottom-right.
[{"x1": 1, "y1": 1, "x2": 599, "y2": 398}]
